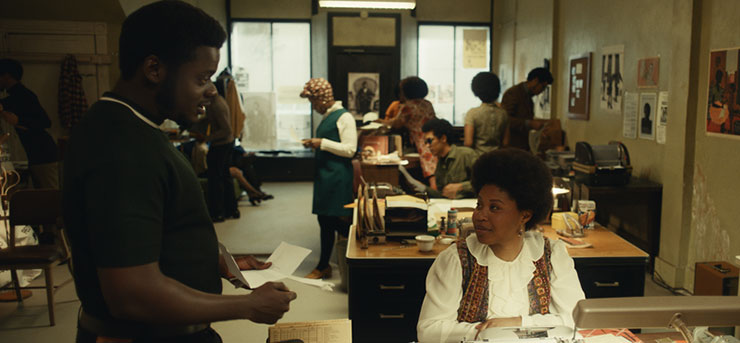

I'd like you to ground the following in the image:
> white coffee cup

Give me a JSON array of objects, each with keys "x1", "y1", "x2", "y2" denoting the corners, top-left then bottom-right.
[{"x1": 415, "y1": 235, "x2": 435, "y2": 252}]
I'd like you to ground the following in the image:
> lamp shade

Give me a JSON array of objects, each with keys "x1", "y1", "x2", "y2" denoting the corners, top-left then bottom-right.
[{"x1": 573, "y1": 296, "x2": 740, "y2": 329}]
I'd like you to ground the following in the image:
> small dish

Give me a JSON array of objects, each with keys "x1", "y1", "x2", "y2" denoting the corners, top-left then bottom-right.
[
  {"x1": 415, "y1": 235, "x2": 435, "y2": 252},
  {"x1": 439, "y1": 237, "x2": 454, "y2": 245}
]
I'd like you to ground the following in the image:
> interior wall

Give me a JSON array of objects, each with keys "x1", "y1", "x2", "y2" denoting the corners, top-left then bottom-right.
[
  {"x1": 684, "y1": 0, "x2": 740, "y2": 290},
  {"x1": 415, "y1": 0, "x2": 491, "y2": 22},
  {"x1": 230, "y1": 0, "x2": 312, "y2": 19},
  {"x1": 0, "y1": 0, "x2": 124, "y2": 88}
]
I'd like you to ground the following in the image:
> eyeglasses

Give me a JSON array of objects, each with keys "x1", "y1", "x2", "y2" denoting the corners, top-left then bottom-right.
[{"x1": 424, "y1": 138, "x2": 434, "y2": 145}]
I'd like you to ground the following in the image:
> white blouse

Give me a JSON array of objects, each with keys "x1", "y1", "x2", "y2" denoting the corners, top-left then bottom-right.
[
  {"x1": 417, "y1": 231, "x2": 585, "y2": 343},
  {"x1": 319, "y1": 101, "x2": 357, "y2": 158}
]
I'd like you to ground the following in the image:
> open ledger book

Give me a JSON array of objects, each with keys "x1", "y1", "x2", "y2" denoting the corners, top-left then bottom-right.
[{"x1": 268, "y1": 319, "x2": 352, "y2": 343}]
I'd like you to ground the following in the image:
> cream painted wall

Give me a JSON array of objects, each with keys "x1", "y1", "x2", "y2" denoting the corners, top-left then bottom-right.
[
  {"x1": 416, "y1": 0, "x2": 491, "y2": 23},
  {"x1": 683, "y1": 0, "x2": 740, "y2": 291},
  {"x1": 231, "y1": 0, "x2": 312, "y2": 19}
]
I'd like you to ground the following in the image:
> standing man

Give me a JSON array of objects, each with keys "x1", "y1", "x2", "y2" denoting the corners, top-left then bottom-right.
[
  {"x1": 0, "y1": 58, "x2": 59, "y2": 189},
  {"x1": 63, "y1": 2, "x2": 295, "y2": 342},
  {"x1": 500, "y1": 67, "x2": 555, "y2": 151}
]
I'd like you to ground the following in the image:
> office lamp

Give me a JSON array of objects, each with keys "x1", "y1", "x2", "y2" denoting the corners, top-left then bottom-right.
[{"x1": 573, "y1": 296, "x2": 740, "y2": 343}]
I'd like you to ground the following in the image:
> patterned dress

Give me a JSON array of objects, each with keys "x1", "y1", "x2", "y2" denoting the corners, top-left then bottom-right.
[{"x1": 397, "y1": 98, "x2": 437, "y2": 177}]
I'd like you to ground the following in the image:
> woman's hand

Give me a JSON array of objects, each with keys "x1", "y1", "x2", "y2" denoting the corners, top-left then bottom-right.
[
  {"x1": 302, "y1": 138, "x2": 321, "y2": 149},
  {"x1": 475, "y1": 317, "x2": 522, "y2": 338}
]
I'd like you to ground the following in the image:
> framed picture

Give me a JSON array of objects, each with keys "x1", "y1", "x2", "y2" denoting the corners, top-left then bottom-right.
[
  {"x1": 705, "y1": 47, "x2": 740, "y2": 139},
  {"x1": 348, "y1": 72, "x2": 380, "y2": 119},
  {"x1": 600, "y1": 45, "x2": 624, "y2": 113},
  {"x1": 568, "y1": 53, "x2": 591, "y2": 120},
  {"x1": 637, "y1": 57, "x2": 660, "y2": 88}
]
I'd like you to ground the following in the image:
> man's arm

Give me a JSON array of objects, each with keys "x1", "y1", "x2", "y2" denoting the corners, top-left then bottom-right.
[
  {"x1": 12, "y1": 92, "x2": 52, "y2": 130},
  {"x1": 98, "y1": 262, "x2": 296, "y2": 325}
]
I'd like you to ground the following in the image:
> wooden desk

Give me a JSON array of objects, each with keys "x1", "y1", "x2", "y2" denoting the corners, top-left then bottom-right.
[
  {"x1": 346, "y1": 224, "x2": 648, "y2": 343},
  {"x1": 572, "y1": 178, "x2": 662, "y2": 270}
]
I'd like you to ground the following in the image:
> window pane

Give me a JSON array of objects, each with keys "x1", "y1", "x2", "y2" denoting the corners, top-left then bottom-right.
[
  {"x1": 418, "y1": 25, "x2": 454, "y2": 124},
  {"x1": 230, "y1": 22, "x2": 311, "y2": 151},
  {"x1": 272, "y1": 23, "x2": 312, "y2": 150},
  {"x1": 455, "y1": 26, "x2": 490, "y2": 126}
]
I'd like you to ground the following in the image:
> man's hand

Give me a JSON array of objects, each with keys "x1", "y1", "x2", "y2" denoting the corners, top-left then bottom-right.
[
  {"x1": 302, "y1": 138, "x2": 321, "y2": 149},
  {"x1": 244, "y1": 282, "x2": 297, "y2": 324},
  {"x1": 1, "y1": 110, "x2": 19, "y2": 126},
  {"x1": 189, "y1": 131, "x2": 205, "y2": 142},
  {"x1": 475, "y1": 317, "x2": 522, "y2": 338},
  {"x1": 442, "y1": 183, "x2": 463, "y2": 199},
  {"x1": 235, "y1": 255, "x2": 271, "y2": 271}
]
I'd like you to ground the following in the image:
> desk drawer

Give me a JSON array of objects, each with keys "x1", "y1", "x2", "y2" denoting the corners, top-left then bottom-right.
[
  {"x1": 350, "y1": 268, "x2": 427, "y2": 300},
  {"x1": 576, "y1": 263, "x2": 645, "y2": 298}
]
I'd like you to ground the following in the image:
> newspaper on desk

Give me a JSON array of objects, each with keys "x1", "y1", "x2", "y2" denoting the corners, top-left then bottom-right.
[{"x1": 218, "y1": 241, "x2": 335, "y2": 291}]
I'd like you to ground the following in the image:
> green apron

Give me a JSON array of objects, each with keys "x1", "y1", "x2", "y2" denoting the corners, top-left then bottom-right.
[{"x1": 312, "y1": 108, "x2": 354, "y2": 217}]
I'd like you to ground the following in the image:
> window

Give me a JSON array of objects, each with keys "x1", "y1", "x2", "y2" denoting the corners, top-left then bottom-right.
[
  {"x1": 418, "y1": 24, "x2": 491, "y2": 126},
  {"x1": 230, "y1": 21, "x2": 311, "y2": 151}
]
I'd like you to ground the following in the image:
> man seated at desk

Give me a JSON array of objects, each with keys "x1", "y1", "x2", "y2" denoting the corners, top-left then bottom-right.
[
  {"x1": 421, "y1": 118, "x2": 478, "y2": 199},
  {"x1": 417, "y1": 149, "x2": 585, "y2": 343}
]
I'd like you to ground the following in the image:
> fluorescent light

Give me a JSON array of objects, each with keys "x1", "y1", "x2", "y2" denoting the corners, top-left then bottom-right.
[{"x1": 319, "y1": 1, "x2": 416, "y2": 10}]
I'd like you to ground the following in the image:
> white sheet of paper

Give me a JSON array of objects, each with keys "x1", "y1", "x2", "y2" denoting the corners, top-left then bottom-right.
[
  {"x1": 265, "y1": 241, "x2": 312, "y2": 276},
  {"x1": 622, "y1": 92, "x2": 638, "y2": 139},
  {"x1": 218, "y1": 241, "x2": 311, "y2": 289}
]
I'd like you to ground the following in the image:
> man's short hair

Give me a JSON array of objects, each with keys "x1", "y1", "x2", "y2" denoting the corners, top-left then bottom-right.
[
  {"x1": 0, "y1": 59, "x2": 23, "y2": 81},
  {"x1": 527, "y1": 67, "x2": 554, "y2": 84},
  {"x1": 422, "y1": 118, "x2": 453, "y2": 141},
  {"x1": 119, "y1": 1, "x2": 226, "y2": 80},
  {"x1": 471, "y1": 72, "x2": 501, "y2": 103},
  {"x1": 401, "y1": 76, "x2": 429, "y2": 100}
]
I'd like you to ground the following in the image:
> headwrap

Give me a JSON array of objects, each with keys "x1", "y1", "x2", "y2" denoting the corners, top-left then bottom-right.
[{"x1": 299, "y1": 78, "x2": 334, "y2": 104}]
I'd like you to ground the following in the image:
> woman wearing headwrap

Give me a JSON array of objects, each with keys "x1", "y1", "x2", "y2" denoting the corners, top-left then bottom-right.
[{"x1": 300, "y1": 78, "x2": 357, "y2": 279}]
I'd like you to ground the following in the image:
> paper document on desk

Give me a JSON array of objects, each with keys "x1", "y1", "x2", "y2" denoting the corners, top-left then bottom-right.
[{"x1": 219, "y1": 242, "x2": 324, "y2": 290}]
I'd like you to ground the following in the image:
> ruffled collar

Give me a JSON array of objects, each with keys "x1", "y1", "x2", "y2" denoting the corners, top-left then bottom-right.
[{"x1": 465, "y1": 231, "x2": 545, "y2": 283}]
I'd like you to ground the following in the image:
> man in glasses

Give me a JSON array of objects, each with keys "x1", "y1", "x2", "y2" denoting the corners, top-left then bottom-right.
[{"x1": 420, "y1": 118, "x2": 479, "y2": 199}]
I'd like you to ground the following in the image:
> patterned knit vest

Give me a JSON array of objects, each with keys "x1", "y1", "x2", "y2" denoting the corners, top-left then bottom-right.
[{"x1": 455, "y1": 237, "x2": 553, "y2": 323}]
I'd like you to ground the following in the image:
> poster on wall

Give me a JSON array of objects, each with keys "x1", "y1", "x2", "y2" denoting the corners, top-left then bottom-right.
[
  {"x1": 462, "y1": 29, "x2": 487, "y2": 69},
  {"x1": 568, "y1": 53, "x2": 591, "y2": 120},
  {"x1": 600, "y1": 45, "x2": 625, "y2": 113},
  {"x1": 706, "y1": 47, "x2": 740, "y2": 138},
  {"x1": 242, "y1": 92, "x2": 276, "y2": 150},
  {"x1": 623, "y1": 92, "x2": 638, "y2": 139},
  {"x1": 347, "y1": 72, "x2": 380, "y2": 120},
  {"x1": 639, "y1": 92, "x2": 657, "y2": 140},
  {"x1": 637, "y1": 57, "x2": 660, "y2": 88},
  {"x1": 657, "y1": 91, "x2": 669, "y2": 144}
]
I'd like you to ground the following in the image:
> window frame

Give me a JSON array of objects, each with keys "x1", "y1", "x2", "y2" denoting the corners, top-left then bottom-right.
[{"x1": 416, "y1": 21, "x2": 493, "y2": 126}]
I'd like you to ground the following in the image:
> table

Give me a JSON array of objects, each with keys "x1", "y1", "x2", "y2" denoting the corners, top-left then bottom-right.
[
  {"x1": 572, "y1": 178, "x2": 662, "y2": 269},
  {"x1": 346, "y1": 223, "x2": 648, "y2": 343}
]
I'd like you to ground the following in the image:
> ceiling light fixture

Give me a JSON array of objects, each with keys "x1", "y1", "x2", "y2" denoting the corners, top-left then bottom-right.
[{"x1": 319, "y1": 0, "x2": 416, "y2": 10}]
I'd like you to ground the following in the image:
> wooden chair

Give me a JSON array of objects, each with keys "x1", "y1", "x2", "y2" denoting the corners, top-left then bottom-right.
[{"x1": 0, "y1": 188, "x2": 71, "y2": 326}]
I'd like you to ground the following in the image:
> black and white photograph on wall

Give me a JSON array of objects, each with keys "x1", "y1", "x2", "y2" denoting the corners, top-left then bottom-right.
[
  {"x1": 639, "y1": 92, "x2": 657, "y2": 140},
  {"x1": 348, "y1": 72, "x2": 380, "y2": 119},
  {"x1": 600, "y1": 45, "x2": 625, "y2": 113},
  {"x1": 657, "y1": 91, "x2": 669, "y2": 144}
]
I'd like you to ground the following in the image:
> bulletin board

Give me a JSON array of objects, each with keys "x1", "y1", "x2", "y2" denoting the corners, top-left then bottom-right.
[{"x1": 568, "y1": 53, "x2": 591, "y2": 120}]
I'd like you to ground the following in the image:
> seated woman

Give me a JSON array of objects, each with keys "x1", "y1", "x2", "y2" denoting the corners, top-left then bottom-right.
[
  {"x1": 417, "y1": 148, "x2": 585, "y2": 343},
  {"x1": 464, "y1": 72, "x2": 510, "y2": 155}
]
